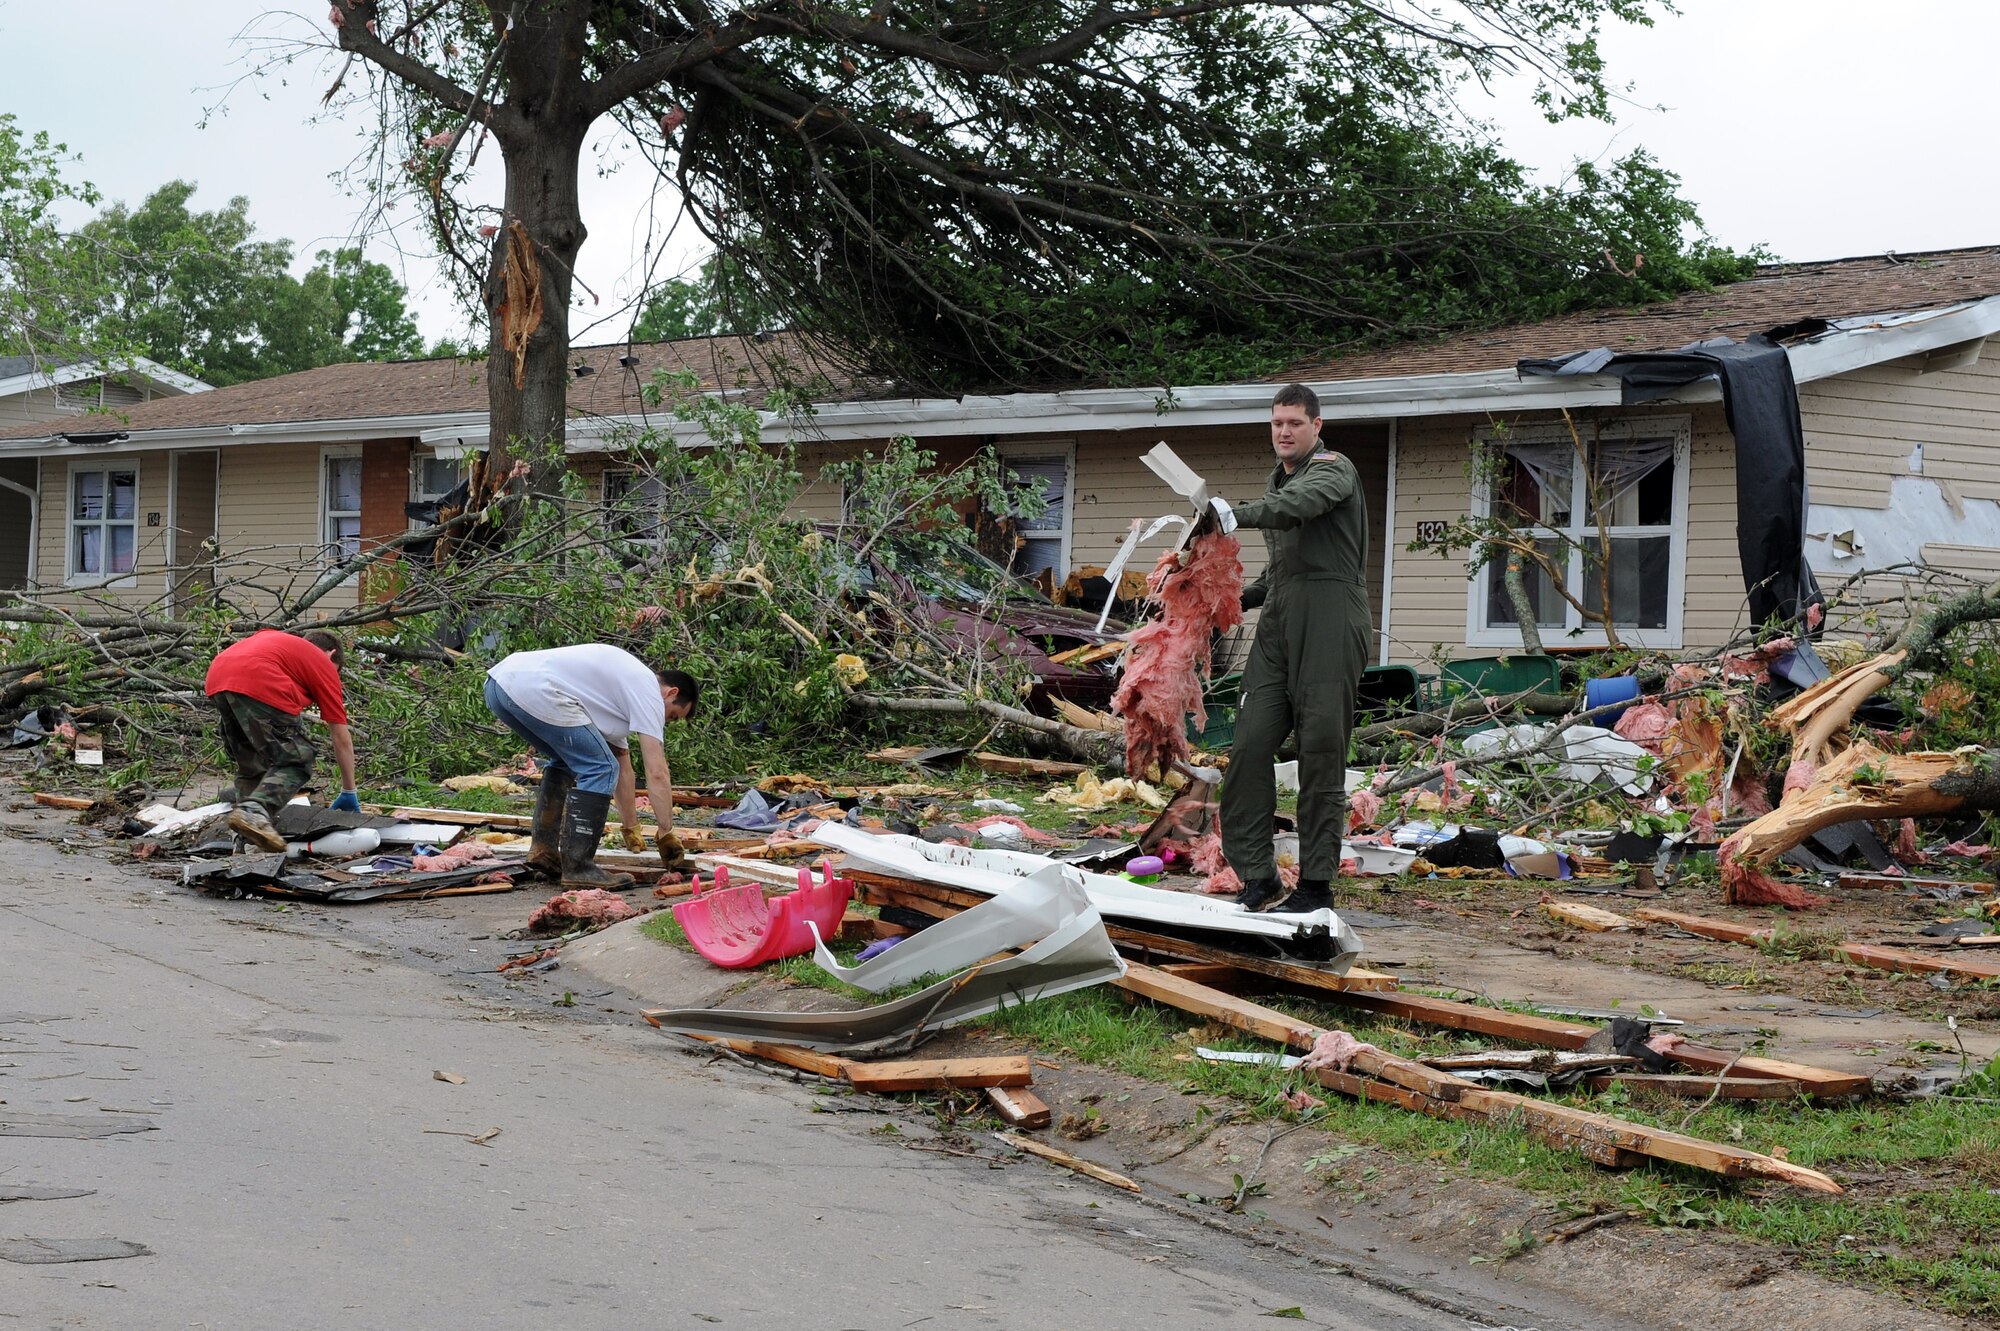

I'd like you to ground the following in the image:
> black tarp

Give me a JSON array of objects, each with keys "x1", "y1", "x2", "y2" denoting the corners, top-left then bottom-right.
[{"x1": 1518, "y1": 330, "x2": 1825, "y2": 629}]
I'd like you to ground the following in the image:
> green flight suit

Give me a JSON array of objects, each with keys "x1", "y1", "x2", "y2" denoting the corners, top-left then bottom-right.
[{"x1": 1221, "y1": 450, "x2": 1372, "y2": 883}]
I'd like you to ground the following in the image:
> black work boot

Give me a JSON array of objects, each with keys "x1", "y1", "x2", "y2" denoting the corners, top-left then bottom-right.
[
  {"x1": 558, "y1": 789, "x2": 634, "y2": 891},
  {"x1": 1286, "y1": 879, "x2": 1332, "y2": 913},
  {"x1": 1235, "y1": 876, "x2": 1288, "y2": 912},
  {"x1": 524, "y1": 767, "x2": 574, "y2": 881}
]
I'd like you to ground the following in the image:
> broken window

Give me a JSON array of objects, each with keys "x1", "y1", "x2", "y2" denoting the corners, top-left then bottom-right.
[
  {"x1": 994, "y1": 445, "x2": 1072, "y2": 580},
  {"x1": 321, "y1": 451, "x2": 363, "y2": 565},
  {"x1": 1473, "y1": 420, "x2": 1686, "y2": 646}
]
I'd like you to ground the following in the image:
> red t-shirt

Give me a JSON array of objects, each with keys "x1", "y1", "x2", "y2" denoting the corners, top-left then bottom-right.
[{"x1": 204, "y1": 630, "x2": 349, "y2": 725}]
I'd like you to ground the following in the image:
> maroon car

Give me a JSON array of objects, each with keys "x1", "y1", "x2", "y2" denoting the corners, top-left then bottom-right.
[{"x1": 829, "y1": 531, "x2": 1126, "y2": 712}]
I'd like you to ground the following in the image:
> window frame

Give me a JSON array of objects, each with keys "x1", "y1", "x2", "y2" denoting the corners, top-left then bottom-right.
[
  {"x1": 65, "y1": 458, "x2": 141, "y2": 589},
  {"x1": 318, "y1": 445, "x2": 365, "y2": 573},
  {"x1": 993, "y1": 439, "x2": 1076, "y2": 580},
  {"x1": 1464, "y1": 416, "x2": 1691, "y2": 650},
  {"x1": 409, "y1": 451, "x2": 464, "y2": 516}
]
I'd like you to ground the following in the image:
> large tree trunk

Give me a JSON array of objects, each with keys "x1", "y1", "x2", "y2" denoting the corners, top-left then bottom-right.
[{"x1": 483, "y1": 0, "x2": 592, "y2": 483}]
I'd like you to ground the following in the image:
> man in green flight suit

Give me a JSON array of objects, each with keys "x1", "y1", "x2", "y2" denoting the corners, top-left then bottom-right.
[{"x1": 1204, "y1": 383, "x2": 1372, "y2": 912}]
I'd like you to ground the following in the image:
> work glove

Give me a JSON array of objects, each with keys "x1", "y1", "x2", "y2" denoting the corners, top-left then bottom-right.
[
  {"x1": 331, "y1": 790, "x2": 362, "y2": 813},
  {"x1": 619, "y1": 823, "x2": 647, "y2": 854},
  {"x1": 657, "y1": 828, "x2": 692, "y2": 871}
]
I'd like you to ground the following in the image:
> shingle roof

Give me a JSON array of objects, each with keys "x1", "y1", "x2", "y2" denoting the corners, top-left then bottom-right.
[
  {"x1": 1283, "y1": 247, "x2": 2000, "y2": 383},
  {"x1": 0, "y1": 333, "x2": 848, "y2": 442},
  {"x1": 0, "y1": 356, "x2": 44, "y2": 381}
]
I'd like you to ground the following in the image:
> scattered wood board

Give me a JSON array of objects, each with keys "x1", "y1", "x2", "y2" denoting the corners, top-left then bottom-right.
[
  {"x1": 1112, "y1": 962, "x2": 1838, "y2": 1189},
  {"x1": 389, "y1": 805, "x2": 533, "y2": 829},
  {"x1": 845, "y1": 1057, "x2": 1032, "y2": 1092},
  {"x1": 693, "y1": 854, "x2": 813, "y2": 889},
  {"x1": 851, "y1": 872, "x2": 1396, "y2": 993},
  {"x1": 1954, "y1": 935, "x2": 2000, "y2": 947},
  {"x1": 1583, "y1": 1073, "x2": 1805, "y2": 1100},
  {"x1": 676, "y1": 1033, "x2": 853, "y2": 1079},
  {"x1": 1542, "y1": 901, "x2": 1642, "y2": 932},
  {"x1": 994, "y1": 1132, "x2": 1140, "y2": 1191},
  {"x1": 1045, "y1": 641, "x2": 1126, "y2": 669},
  {"x1": 984, "y1": 1086, "x2": 1053, "y2": 1128},
  {"x1": 1312, "y1": 986, "x2": 1868, "y2": 1099},
  {"x1": 32, "y1": 793, "x2": 94, "y2": 810},
  {"x1": 972, "y1": 752, "x2": 1088, "y2": 779},
  {"x1": 1635, "y1": 908, "x2": 2000, "y2": 982},
  {"x1": 1839, "y1": 871, "x2": 1991, "y2": 894}
]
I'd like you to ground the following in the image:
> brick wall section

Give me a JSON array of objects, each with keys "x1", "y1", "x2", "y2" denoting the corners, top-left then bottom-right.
[
  {"x1": 359, "y1": 438, "x2": 412, "y2": 604},
  {"x1": 360, "y1": 439, "x2": 412, "y2": 547}
]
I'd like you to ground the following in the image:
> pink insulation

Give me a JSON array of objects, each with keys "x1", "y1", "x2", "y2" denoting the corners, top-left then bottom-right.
[
  {"x1": 527, "y1": 888, "x2": 640, "y2": 934},
  {"x1": 413, "y1": 839, "x2": 500, "y2": 872},
  {"x1": 1299, "y1": 1029, "x2": 1381, "y2": 1072},
  {"x1": 1111, "y1": 532, "x2": 1243, "y2": 779}
]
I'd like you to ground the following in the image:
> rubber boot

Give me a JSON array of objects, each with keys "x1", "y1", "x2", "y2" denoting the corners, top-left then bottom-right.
[
  {"x1": 227, "y1": 802, "x2": 287, "y2": 853},
  {"x1": 1234, "y1": 876, "x2": 1288, "y2": 912},
  {"x1": 559, "y1": 790, "x2": 634, "y2": 891},
  {"x1": 1286, "y1": 879, "x2": 1332, "y2": 913},
  {"x1": 524, "y1": 767, "x2": 573, "y2": 881}
]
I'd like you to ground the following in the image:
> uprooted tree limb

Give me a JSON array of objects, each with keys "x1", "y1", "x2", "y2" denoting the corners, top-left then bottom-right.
[{"x1": 1719, "y1": 576, "x2": 2000, "y2": 906}]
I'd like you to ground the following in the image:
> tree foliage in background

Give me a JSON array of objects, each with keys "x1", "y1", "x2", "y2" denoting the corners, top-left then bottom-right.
[
  {"x1": 69, "y1": 182, "x2": 424, "y2": 385},
  {"x1": 630, "y1": 253, "x2": 778, "y2": 341},
  {"x1": 307, "y1": 0, "x2": 1751, "y2": 469},
  {"x1": 0, "y1": 114, "x2": 112, "y2": 366}
]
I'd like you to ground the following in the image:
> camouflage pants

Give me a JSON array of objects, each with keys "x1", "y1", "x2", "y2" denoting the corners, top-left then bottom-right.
[{"x1": 212, "y1": 692, "x2": 318, "y2": 818}]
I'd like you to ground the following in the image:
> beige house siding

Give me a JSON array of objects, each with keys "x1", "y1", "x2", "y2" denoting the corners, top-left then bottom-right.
[
  {"x1": 0, "y1": 388, "x2": 68, "y2": 425},
  {"x1": 1382, "y1": 403, "x2": 1742, "y2": 664},
  {"x1": 213, "y1": 442, "x2": 344, "y2": 614},
  {"x1": 1800, "y1": 338, "x2": 2000, "y2": 508},
  {"x1": 31, "y1": 450, "x2": 177, "y2": 606}
]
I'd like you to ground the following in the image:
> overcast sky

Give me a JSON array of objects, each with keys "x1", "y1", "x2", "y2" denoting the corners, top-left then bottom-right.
[{"x1": 4, "y1": 2, "x2": 1994, "y2": 350}]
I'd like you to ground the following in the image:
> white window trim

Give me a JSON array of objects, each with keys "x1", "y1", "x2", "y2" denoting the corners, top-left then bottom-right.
[
  {"x1": 1464, "y1": 416, "x2": 1690, "y2": 650},
  {"x1": 995, "y1": 438, "x2": 1076, "y2": 579},
  {"x1": 64, "y1": 457, "x2": 141, "y2": 589},
  {"x1": 319, "y1": 444, "x2": 364, "y2": 579}
]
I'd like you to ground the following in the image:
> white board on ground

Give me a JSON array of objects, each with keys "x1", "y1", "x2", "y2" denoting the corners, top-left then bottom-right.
[{"x1": 810, "y1": 861, "x2": 1090, "y2": 992}]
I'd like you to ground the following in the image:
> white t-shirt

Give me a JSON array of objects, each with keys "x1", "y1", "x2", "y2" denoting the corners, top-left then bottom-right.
[{"x1": 488, "y1": 644, "x2": 666, "y2": 745}]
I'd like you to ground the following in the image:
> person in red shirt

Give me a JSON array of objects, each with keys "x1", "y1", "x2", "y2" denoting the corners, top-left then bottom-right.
[{"x1": 203, "y1": 629, "x2": 359, "y2": 852}]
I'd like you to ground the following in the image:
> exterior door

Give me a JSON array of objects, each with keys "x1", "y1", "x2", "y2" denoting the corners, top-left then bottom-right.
[{"x1": 169, "y1": 450, "x2": 219, "y2": 615}]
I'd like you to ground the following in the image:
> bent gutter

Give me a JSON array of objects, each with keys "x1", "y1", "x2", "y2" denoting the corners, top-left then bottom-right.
[{"x1": 7, "y1": 298, "x2": 1997, "y2": 459}]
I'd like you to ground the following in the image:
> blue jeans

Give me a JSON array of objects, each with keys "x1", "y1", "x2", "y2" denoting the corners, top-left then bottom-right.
[{"x1": 483, "y1": 677, "x2": 620, "y2": 796}]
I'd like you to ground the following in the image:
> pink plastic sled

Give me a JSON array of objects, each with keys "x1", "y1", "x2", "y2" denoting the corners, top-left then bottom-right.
[{"x1": 672, "y1": 861, "x2": 855, "y2": 969}]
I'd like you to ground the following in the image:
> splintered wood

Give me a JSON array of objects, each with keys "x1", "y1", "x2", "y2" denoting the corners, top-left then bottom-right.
[{"x1": 1107, "y1": 962, "x2": 1841, "y2": 1191}]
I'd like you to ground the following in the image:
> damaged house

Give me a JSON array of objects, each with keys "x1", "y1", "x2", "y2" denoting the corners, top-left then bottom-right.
[{"x1": 3, "y1": 247, "x2": 1999, "y2": 656}]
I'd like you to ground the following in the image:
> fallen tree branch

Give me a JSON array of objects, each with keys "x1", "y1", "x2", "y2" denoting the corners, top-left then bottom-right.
[{"x1": 849, "y1": 692, "x2": 1116, "y2": 765}]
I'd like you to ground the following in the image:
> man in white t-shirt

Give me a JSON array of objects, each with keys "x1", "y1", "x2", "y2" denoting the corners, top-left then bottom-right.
[{"x1": 483, "y1": 644, "x2": 699, "y2": 889}]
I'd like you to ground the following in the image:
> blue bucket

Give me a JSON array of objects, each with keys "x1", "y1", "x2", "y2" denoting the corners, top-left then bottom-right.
[{"x1": 1584, "y1": 675, "x2": 1642, "y2": 727}]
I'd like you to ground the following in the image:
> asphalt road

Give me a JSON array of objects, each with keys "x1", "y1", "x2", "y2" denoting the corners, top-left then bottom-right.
[{"x1": 0, "y1": 812, "x2": 1522, "y2": 1331}]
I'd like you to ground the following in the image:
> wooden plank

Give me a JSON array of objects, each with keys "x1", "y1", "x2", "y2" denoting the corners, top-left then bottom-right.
[
  {"x1": 1583, "y1": 1074, "x2": 1805, "y2": 1100},
  {"x1": 994, "y1": 1132, "x2": 1140, "y2": 1192},
  {"x1": 1954, "y1": 935, "x2": 2000, "y2": 947},
  {"x1": 1839, "y1": 871, "x2": 1991, "y2": 894},
  {"x1": 984, "y1": 1086, "x2": 1053, "y2": 1128},
  {"x1": 1455, "y1": 1087, "x2": 1841, "y2": 1193},
  {"x1": 972, "y1": 752, "x2": 1089, "y2": 779},
  {"x1": 1313, "y1": 985, "x2": 1869, "y2": 1098},
  {"x1": 693, "y1": 854, "x2": 812, "y2": 889},
  {"x1": 1636, "y1": 908, "x2": 2000, "y2": 982},
  {"x1": 1542, "y1": 901, "x2": 1642, "y2": 932},
  {"x1": 32, "y1": 792, "x2": 95, "y2": 810},
  {"x1": 1157, "y1": 962, "x2": 1272, "y2": 991},
  {"x1": 1046, "y1": 641, "x2": 1125, "y2": 669},
  {"x1": 1632, "y1": 909, "x2": 1767, "y2": 944},
  {"x1": 852, "y1": 872, "x2": 1397, "y2": 993},
  {"x1": 390, "y1": 805, "x2": 533, "y2": 829},
  {"x1": 844, "y1": 1056, "x2": 1033, "y2": 1092},
  {"x1": 672, "y1": 1033, "x2": 854, "y2": 1079},
  {"x1": 1113, "y1": 962, "x2": 1323, "y2": 1049}
]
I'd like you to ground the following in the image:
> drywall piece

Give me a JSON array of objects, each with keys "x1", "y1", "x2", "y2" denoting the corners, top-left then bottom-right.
[
  {"x1": 643, "y1": 906, "x2": 1125, "y2": 1053},
  {"x1": 810, "y1": 861, "x2": 1090, "y2": 992},
  {"x1": 140, "y1": 801, "x2": 231, "y2": 838},
  {"x1": 810, "y1": 823, "x2": 1362, "y2": 969}
]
